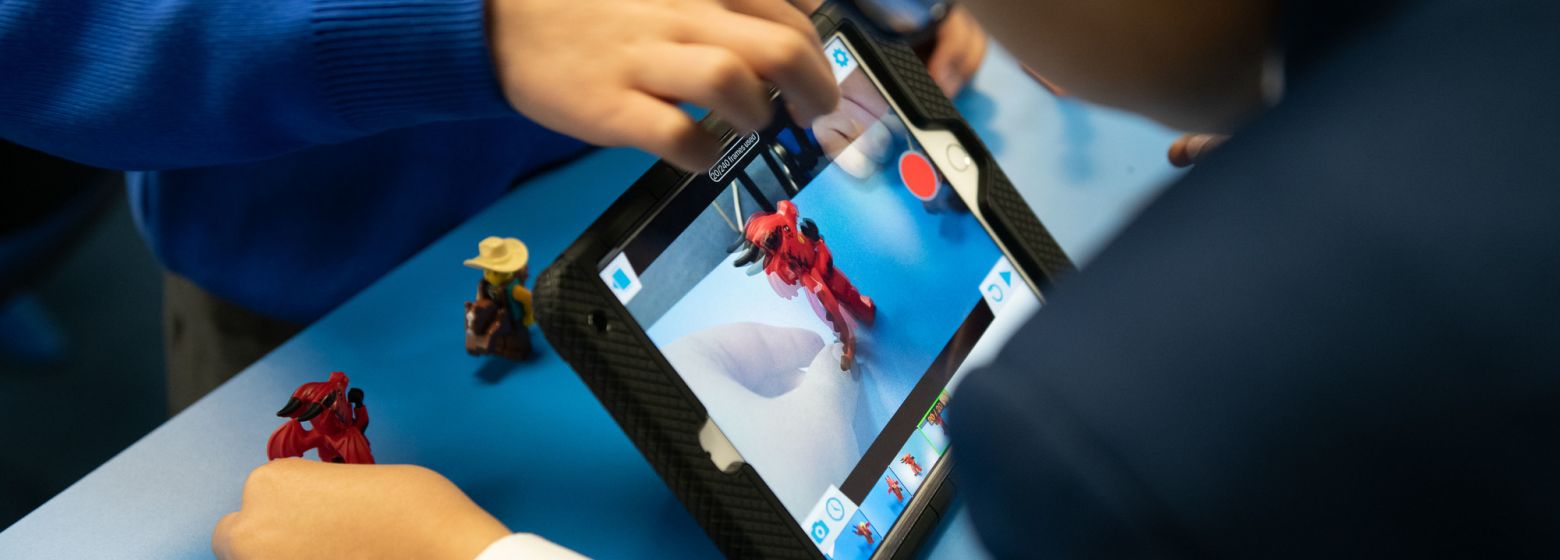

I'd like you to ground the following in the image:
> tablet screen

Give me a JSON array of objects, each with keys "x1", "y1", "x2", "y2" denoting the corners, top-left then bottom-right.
[{"x1": 597, "y1": 35, "x2": 1037, "y2": 559}]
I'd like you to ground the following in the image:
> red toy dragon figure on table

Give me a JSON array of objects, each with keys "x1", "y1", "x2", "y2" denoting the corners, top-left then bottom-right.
[
  {"x1": 853, "y1": 521, "x2": 876, "y2": 545},
  {"x1": 735, "y1": 200, "x2": 876, "y2": 371},
  {"x1": 268, "y1": 371, "x2": 374, "y2": 464},
  {"x1": 900, "y1": 453, "x2": 923, "y2": 477},
  {"x1": 886, "y1": 477, "x2": 905, "y2": 502}
]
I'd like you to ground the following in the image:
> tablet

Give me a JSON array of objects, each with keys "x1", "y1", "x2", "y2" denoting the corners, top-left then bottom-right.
[{"x1": 536, "y1": 5, "x2": 1072, "y2": 558}]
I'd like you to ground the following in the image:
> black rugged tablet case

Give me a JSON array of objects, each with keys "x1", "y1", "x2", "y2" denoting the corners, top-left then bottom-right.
[{"x1": 535, "y1": 3, "x2": 1073, "y2": 557}]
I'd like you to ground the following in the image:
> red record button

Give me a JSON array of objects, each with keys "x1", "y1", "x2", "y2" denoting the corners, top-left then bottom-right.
[{"x1": 899, "y1": 151, "x2": 939, "y2": 201}]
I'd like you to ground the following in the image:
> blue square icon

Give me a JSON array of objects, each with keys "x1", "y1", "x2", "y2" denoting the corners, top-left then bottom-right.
[
  {"x1": 811, "y1": 520, "x2": 830, "y2": 544},
  {"x1": 599, "y1": 252, "x2": 644, "y2": 304}
]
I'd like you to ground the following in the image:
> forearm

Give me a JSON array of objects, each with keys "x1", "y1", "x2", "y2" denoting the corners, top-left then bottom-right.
[{"x1": 0, "y1": 0, "x2": 512, "y2": 169}]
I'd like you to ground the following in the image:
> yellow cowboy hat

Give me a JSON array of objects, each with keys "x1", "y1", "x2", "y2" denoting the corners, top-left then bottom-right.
[{"x1": 463, "y1": 237, "x2": 529, "y2": 273}]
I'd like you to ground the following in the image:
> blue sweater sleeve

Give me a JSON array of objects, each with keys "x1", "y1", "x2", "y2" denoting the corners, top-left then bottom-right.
[{"x1": 0, "y1": 0, "x2": 514, "y2": 170}]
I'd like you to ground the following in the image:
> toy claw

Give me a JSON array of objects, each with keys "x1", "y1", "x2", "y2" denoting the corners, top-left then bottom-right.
[
  {"x1": 734, "y1": 200, "x2": 876, "y2": 371},
  {"x1": 267, "y1": 372, "x2": 374, "y2": 464},
  {"x1": 276, "y1": 398, "x2": 302, "y2": 416},
  {"x1": 297, "y1": 402, "x2": 324, "y2": 422}
]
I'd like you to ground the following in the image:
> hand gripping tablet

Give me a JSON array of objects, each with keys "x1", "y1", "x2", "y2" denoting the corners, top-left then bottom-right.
[{"x1": 535, "y1": 3, "x2": 1072, "y2": 557}]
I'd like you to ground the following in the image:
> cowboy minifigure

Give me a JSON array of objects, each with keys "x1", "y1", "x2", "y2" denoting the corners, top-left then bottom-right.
[{"x1": 463, "y1": 237, "x2": 534, "y2": 360}]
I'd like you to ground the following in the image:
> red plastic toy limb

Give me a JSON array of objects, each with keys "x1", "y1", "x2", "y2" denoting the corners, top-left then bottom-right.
[
  {"x1": 734, "y1": 200, "x2": 877, "y2": 371},
  {"x1": 886, "y1": 477, "x2": 905, "y2": 502},
  {"x1": 900, "y1": 453, "x2": 923, "y2": 477},
  {"x1": 853, "y1": 521, "x2": 876, "y2": 545},
  {"x1": 267, "y1": 371, "x2": 374, "y2": 464}
]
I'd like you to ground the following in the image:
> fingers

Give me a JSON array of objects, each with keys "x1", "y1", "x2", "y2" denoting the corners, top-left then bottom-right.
[
  {"x1": 718, "y1": 0, "x2": 821, "y2": 50},
  {"x1": 812, "y1": 94, "x2": 873, "y2": 158},
  {"x1": 239, "y1": 464, "x2": 268, "y2": 509},
  {"x1": 212, "y1": 512, "x2": 240, "y2": 559},
  {"x1": 926, "y1": 7, "x2": 988, "y2": 98},
  {"x1": 634, "y1": 44, "x2": 774, "y2": 132},
  {"x1": 241, "y1": 459, "x2": 279, "y2": 508},
  {"x1": 1169, "y1": 133, "x2": 1230, "y2": 167},
  {"x1": 220, "y1": 459, "x2": 307, "y2": 558},
  {"x1": 488, "y1": 0, "x2": 836, "y2": 170},
  {"x1": 241, "y1": 457, "x2": 318, "y2": 506},
  {"x1": 786, "y1": 0, "x2": 825, "y2": 15},
  {"x1": 602, "y1": 93, "x2": 724, "y2": 171},
  {"x1": 837, "y1": 72, "x2": 889, "y2": 121},
  {"x1": 1018, "y1": 63, "x2": 1068, "y2": 96},
  {"x1": 681, "y1": 9, "x2": 840, "y2": 123}
]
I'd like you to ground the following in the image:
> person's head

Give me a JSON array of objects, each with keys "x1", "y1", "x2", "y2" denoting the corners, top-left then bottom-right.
[{"x1": 961, "y1": 0, "x2": 1277, "y2": 133}]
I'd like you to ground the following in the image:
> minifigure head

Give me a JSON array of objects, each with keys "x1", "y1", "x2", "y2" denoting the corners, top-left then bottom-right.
[
  {"x1": 484, "y1": 269, "x2": 518, "y2": 286},
  {"x1": 464, "y1": 237, "x2": 530, "y2": 283},
  {"x1": 960, "y1": 0, "x2": 1278, "y2": 133}
]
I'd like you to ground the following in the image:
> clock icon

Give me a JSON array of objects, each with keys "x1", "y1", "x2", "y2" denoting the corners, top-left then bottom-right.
[{"x1": 825, "y1": 497, "x2": 846, "y2": 521}]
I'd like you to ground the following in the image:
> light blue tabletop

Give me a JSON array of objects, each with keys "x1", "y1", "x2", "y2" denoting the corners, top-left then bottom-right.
[{"x1": 0, "y1": 45, "x2": 1179, "y2": 559}]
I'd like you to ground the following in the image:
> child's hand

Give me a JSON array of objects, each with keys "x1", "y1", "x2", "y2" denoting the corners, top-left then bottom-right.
[
  {"x1": 792, "y1": 0, "x2": 989, "y2": 97},
  {"x1": 812, "y1": 71, "x2": 892, "y2": 178},
  {"x1": 214, "y1": 459, "x2": 511, "y2": 560},
  {"x1": 489, "y1": 0, "x2": 841, "y2": 171},
  {"x1": 924, "y1": 6, "x2": 988, "y2": 98}
]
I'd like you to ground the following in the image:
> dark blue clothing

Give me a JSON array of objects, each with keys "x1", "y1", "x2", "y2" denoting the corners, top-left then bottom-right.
[
  {"x1": 952, "y1": 0, "x2": 1560, "y2": 556},
  {"x1": 127, "y1": 121, "x2": 582, "y2": 323},
  {"x1": 2, "y1": 0, "x2": 583, "y2": 322},
  {"x1": 2, "y1": 0, "x2": 512, "y2": 168}
]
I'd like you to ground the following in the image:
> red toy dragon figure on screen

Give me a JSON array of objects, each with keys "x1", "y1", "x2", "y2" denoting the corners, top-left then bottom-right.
[
  {"x1": 268, "y1": 371, "x2": 374, "y2": 464},
  {"x1": 886, "y1": 477, "x2": 905, "y2": 502},
  {"x1": 854, "y1": 521, "x2": 876, "y2": 545},
  {"x1": 735, "y1": 200, "x2": 876, "y2": 371},
  {"x1": 900, "y1": 453, "x2": 923, "y2": 477}
]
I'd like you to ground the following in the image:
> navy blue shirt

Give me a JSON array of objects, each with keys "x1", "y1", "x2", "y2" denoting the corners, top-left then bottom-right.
[
  {"x1": 952, "y1": 0, "x2": 1560, "y2": 556},
  {"x1": 129, "y1": 120, "x2": 582, "y2": 323}
]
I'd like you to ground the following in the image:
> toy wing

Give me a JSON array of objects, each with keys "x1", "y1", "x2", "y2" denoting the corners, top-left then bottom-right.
[
  {"x1": 326, "y1": 430, "x2": 376, "y2": 465},
  {"x1": 767, "y1": 273, "x2": 801, "y2": 300},
  {"x1": 267, "y1": 419, "x2": 316, "y2": 460}
]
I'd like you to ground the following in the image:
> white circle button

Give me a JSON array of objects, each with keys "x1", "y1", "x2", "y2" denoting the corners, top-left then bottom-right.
[{"x1": 946, "y1": 144, "x2": 973, "y2": 171}]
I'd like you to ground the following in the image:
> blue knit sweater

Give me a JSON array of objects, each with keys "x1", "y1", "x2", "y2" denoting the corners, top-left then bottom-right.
[{"x1": 2, "y1": 0, "x2": 585, "y2": 323}]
